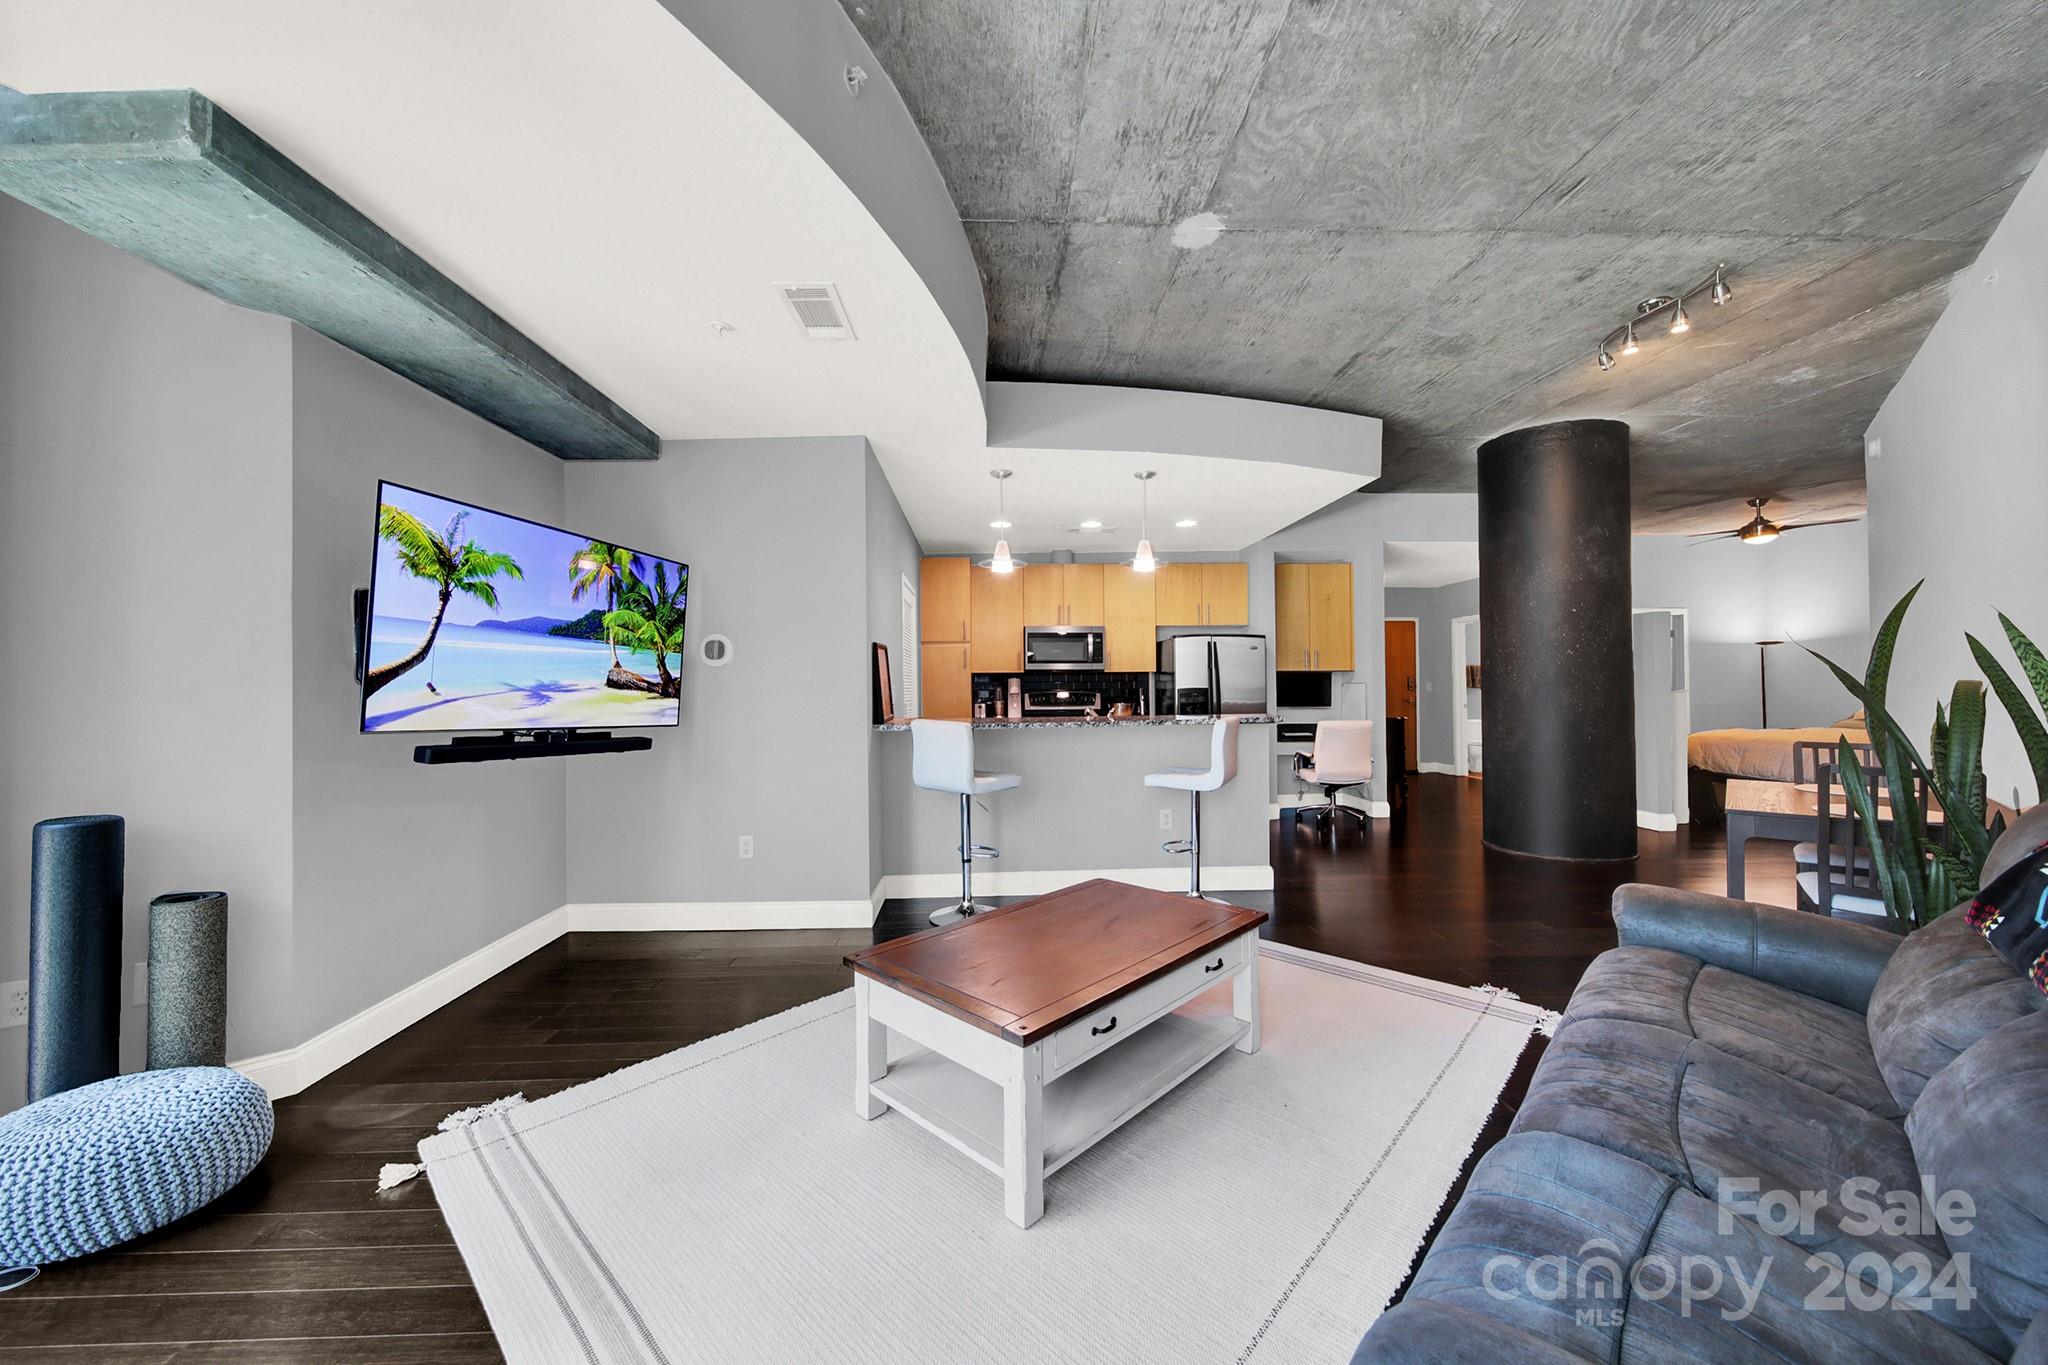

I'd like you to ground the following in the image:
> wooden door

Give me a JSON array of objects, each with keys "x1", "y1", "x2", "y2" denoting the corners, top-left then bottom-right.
[
  {"x1": 1102, "y1": 564, "x2": 1158, "y2": 673},
  {"x1": 920, "y1": 557, "x2": 969, "y2": 642},
  {"x1": 1063, "y1": 563, "x2": 1105, "y2": 626},
  {"x1": 1155, "y1": 563, "x2": 1204, "y2": 625},
  {"x1": 1384, "y1": 619, "x2": 1418, "y2": 771},
  {"x1": 968, "y1": 566, "x2": 1023, "y2": 672},
  {"x1": 1273, "y1": 564, "x2": 1312, "y2": 670},
  {"x1": 1308, "y1": 562, "x2": 1354, "y2": 671},
  {"x1": 1020, "y1": 564, "x2": 1064, "y2": 627},
  {"x1": 920, "y1": 644, "x2": 972, "y2": 719},
  {"x1": 1201, "y1": 563, "x2": 1249, "y2": 625}
]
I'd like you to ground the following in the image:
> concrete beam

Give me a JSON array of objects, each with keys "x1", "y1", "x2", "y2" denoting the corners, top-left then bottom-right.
[{"x1": 0, "y1": 88, "x2": 656, "y2": 461}]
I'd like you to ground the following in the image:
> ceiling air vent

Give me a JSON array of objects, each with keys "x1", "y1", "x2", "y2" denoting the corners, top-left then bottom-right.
[{"x1": 777, "y1": 282, "x2": 855, "y2": 340}]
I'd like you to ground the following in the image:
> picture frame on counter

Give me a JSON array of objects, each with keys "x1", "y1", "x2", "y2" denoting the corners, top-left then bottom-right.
[{"x1": 872, "y1": 642, "x2": 896, "y2": 724}]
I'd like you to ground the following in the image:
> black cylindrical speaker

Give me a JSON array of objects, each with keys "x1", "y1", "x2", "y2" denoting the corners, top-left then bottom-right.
[
  {"x1": 147, "y1": 891, "x2": 229, "y2": 1069},
  {"x1": 1478, "y1": 420, "x2": 1638, "y2": 860},
  {"x1": 28, "y1": 814, "x2": 126, "y2": 1100}
]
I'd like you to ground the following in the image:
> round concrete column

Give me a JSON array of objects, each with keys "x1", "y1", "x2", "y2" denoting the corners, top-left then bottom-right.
[{"x1": 1477, "y1": 419, "x2": 1636, "y2": 860}]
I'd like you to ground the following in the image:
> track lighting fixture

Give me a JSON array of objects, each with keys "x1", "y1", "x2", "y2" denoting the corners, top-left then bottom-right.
[{"x1": 1592, "y1": 264, "x2": 1730, "y2": 372}]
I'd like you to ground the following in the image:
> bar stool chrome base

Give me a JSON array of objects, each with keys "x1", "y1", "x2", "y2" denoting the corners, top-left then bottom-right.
[
  {"x1": 931, "y1": 792, "x2": 1002, "y2": 925},
  {"x1": 1161, "y1": 790, "x2": 1231, "y2": 903}
]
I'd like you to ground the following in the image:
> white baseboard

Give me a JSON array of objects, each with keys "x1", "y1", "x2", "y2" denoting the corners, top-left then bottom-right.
[
  {"x1": 1637, "y1": 810, "x2": 1680, "y2": 832},
  {"x1": 1417, "y1": 762, "x2": 1459, "y2": 776},
  {"x1": 565, "y1": 898, "x2": 881, "y2": 931},
  {"x1": 879, "y1": 864, "x2": 1274, "y2": 898},
  {"x1": 230, "y1": 906, "x2": 570, "y2": 1101}
]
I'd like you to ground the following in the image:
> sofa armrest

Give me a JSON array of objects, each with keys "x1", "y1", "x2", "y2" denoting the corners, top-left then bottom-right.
[
  {"x1": 1610, "y1": 884, "x2": 1902, "y2": 1013},
  {"x1": 1353, "y1": 1301, "x2": 1596, "y2": 1364}
]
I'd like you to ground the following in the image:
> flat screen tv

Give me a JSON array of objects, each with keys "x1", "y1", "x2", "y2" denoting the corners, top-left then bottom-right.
[{"x1": 360, "y1": 481, "x2": 687, "y2": 734}]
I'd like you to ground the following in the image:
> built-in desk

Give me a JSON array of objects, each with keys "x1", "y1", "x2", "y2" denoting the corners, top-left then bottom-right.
[{"x1": 876, "y1": 716, "x2": 1275, "y2": 897}]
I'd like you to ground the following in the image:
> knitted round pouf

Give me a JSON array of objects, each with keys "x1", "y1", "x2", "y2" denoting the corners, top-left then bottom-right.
[{"x1": 0, "y1": 1067, "x2": 272, "y2": 1266}]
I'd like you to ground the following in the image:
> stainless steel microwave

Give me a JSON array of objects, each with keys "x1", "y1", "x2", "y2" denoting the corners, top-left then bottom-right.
[{"x1": 1023, "y1": 626, "x2": 1104, "y2": 672}]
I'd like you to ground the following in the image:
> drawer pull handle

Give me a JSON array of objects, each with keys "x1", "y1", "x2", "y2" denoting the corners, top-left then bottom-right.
[
  {"x1": 1204, "y1": 957, "x2": 1225, "y2": 973},
  {"x1": 1091, "y1": 1016, "x2": 1118, "y2": 1036}
]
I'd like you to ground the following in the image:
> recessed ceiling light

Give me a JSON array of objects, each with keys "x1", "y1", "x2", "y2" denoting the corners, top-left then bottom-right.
[
  {"x1": 1079, "y1": 519, "x2": 1103, "y2": 530},
  {"x1": 1175, "y1": 518, "x2": 1198, "y2": 528},
  {"x1": 990, "y1": 519, "x2": 1011, "y2": 529}
]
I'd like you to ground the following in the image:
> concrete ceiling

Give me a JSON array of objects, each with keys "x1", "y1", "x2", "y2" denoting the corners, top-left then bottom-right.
[{"x1": 840, "y1": 0, "x2": 2048, "y2": 532}]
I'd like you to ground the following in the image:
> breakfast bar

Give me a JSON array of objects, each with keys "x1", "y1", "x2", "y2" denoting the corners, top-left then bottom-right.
[{"x1": 875, "y1": 716, "x2": 1277, "y2": 897}]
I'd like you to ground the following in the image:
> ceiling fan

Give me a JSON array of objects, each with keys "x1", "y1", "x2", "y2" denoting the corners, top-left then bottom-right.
[{"x1": 1691, "y1": 497, "x2": 1860, "y2": 546}]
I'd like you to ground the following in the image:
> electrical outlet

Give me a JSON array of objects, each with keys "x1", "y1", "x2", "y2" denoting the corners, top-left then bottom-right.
[
  {"x1": 2, "y1": 980, "x2": 26, "y2": 1028},
  {"x1": 1159, "y1": 808, "x2": 1173, "y2": 830},
  {"x1": 737, "y1": 834, "x2": 755, "y2": 860},
  {"x1": 133, "y1": 962, "x2": 149, "y2": 1007}
]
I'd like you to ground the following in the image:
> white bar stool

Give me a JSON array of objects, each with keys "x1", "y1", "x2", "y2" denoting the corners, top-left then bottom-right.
[
  {"x1": 911, "y1": 719, "x2": 1022, "y2": 926},
  {"x1": 1144, "y1": 717, "x2": 1240, "y2": 900}
]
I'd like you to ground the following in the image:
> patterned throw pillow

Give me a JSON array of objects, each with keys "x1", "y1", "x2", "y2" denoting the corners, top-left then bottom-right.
[{"x1": 1966, "y1": 839, "x2": 2048, "y2": 995}]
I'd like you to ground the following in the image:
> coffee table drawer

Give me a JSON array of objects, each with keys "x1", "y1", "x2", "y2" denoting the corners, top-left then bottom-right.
[{"x1": 1046, "y1": 932, "x2": 1248, "y2": 1077}]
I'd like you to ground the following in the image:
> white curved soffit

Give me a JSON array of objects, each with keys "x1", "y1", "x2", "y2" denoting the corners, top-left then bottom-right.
[
  {"x1": 0, "y1": 2, "x2": 1380, "y2": 552},
  {"x1": 0, "y1": 0, "x2": 987, "y2": 468}
]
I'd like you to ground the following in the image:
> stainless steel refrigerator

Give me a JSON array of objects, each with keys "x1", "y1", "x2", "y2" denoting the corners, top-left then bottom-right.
[{"x1": 1157, "y1": 635, "x2": 1269, "y2": 715}]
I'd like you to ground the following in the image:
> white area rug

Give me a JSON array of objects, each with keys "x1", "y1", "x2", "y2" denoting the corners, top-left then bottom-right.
[{"x1": 420, "y1": 943, "x2": 1549, "y2": 1364}]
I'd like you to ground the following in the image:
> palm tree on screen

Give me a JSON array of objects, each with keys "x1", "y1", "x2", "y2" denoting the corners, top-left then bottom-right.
[
  {"x1": 603, "y1": 562, "x2": 688, "y2": 698},
  {"x1": 569, "y1": 540, "x2": 644, "y2": 665},
  {"x1": 364, "y1": 505, "x2": 524, "y2": 698}
]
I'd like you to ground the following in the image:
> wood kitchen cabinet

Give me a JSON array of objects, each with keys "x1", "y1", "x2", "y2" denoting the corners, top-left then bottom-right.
[
  {"x1": 968, "y1": 565, "x2": 1024, "y2": 672},
  {"x1": 1021, "y1": 563, "x2": 1106, "y2": 626},
  {"x1": 1274, "y1": 561, "x2": 1354, "y2": 671},
  {"x1": 1155, "y1": 561, "x2": 1248, "y2": 626},
  {"x1": 1102, "y1": 564, "x2": 1158, "y2": 673},
  {"x1": 920, "y1": 643, "x2": 971, "y2": 719},
  {"x1": 920, "y1": 557, "x2": 970, "y2": 643}
]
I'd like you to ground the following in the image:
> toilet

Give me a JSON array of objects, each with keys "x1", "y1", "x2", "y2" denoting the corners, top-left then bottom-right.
[{"x1": 1465, "y1": 716, "x2": 1483, "y2": 775}]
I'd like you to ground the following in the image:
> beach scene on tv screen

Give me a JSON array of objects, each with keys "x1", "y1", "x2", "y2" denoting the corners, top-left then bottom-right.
[{"x1": 362, "y1": 484, "x2": 685, "y2": 733}]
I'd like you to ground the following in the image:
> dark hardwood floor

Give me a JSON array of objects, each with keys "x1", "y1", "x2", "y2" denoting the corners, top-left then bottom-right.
[{"x1": 2, "y1": 776, "x2": 1794, "y2": 1360}]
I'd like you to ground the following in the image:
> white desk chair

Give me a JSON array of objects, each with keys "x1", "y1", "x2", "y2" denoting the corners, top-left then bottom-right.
[
  {"x1": 1294, "y1": 720, "x2": 1373, "y2": 831},
  {"x1": 1144, "y1": 717, "x2": 1240, "y2": 900},
  {"x1": 911, "y1": 719, "x2": 1021, "y2": 925}
]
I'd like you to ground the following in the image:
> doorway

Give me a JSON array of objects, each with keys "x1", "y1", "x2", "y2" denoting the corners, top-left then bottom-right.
[
  {"x1": 1451, "y1": 614, "x2": 1480, "y2": 777},
  {"x1": 1384, "y1": 618, "x2": 1418, "y2": 774}
]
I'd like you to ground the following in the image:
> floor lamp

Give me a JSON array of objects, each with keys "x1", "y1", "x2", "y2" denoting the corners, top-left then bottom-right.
[{"x1": 1756, "y1": 639, "x2": 1782, "y2": 727}]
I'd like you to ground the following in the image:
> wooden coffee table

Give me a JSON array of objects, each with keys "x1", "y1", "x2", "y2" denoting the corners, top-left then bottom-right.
[{"x1": 844, "y1": 879, "x2": 1268, "y2": 1227}]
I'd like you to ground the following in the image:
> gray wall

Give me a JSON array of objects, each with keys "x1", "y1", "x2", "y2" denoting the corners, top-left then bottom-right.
[
  {"x1": 289, "y1": 329, "x2": 569, "y2": 1040},
  {"x1": 1632, "y1": 522, "x2": 1870, "y2": 733},
  {"x1": 1866, "y1": 165, "x2": 2048, "y2": 810},
  {"x1": 0, "y1": 197, "x2": 297, "y2": 1108},
  {"x1": 865, "y1": 446, "x2": 922, "y2": 887},
  {"x1": 563, "y1": 436, "x2": 884, "y2": 907},
  {"x1": 1383, "y1": 577, "x2": 1480, "y2": 769}
]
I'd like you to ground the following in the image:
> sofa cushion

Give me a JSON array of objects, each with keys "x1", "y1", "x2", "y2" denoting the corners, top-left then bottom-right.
[
  {"x1": 1510, "y1": 1019, "x2": 2006, "y2": 1352},
  {"x1": 1907, "y1": 1011, "x2": 2048, "y2": 1354},
  {"x1": 1560, "y1": 947, "x2": 1900, "y2": 1118},
  {"x1": 1870, "y1": 910, "x2": 2043, "y2": 1112},
  {"x1": 1362, "y1": 1131, "x2": 1999, "y2": 1364}
]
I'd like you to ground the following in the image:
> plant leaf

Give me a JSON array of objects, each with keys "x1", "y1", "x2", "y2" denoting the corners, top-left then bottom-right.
[
  {"x1": 1942, "y1": 681, "x2": 1988, "y2": 830},
  {"x1": 1969, "y1": 633, "x2": 2048, "y2": 801},
  {"x1": 1837, "y1": 742, "x2": 1909, "y2": 926},
  {"x1": 1864, "y1": 580, "x2": 1923, "y2": 719},
  {"x1": 2001, "y1": 612, "x2": 2048, "y2": 717}
]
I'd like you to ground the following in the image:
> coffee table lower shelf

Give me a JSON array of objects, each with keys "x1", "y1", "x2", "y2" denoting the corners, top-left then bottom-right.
[{"x1": 870, "y1": 1009, "x2": 1250, "y2": 1181}]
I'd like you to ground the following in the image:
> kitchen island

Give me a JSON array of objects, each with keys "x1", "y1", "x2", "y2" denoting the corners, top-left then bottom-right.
[{"x1": 875, "y1": 715, "x2": 1275, "y2": 897}]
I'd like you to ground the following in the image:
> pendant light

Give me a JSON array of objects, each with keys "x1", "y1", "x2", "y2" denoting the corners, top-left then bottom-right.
[
  {"x1": 982, "y1": 469, "x2": 1017, "y2": 573},
  {"x1": 1668, "y1": 297, "x2": 1691, "y2": 335},
  {"x1": 1620, "y1": 320, "x2": 1639, "y2": 355},
  {"x1": 1130, "y1": 471, "x2": 1159, "y2": 573}
]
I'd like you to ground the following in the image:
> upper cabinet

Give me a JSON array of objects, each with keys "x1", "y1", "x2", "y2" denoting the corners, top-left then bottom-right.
[
  {"x1": 920, "y1": 556, "x2": 970, "y2": 643},
  {"x1": 1022, "y1": 563, "x2": 1105, "y2": 626},
  {"x1": 1274, "y1": 561, "x2": 1354, "y2": 671},
  {"x1": 1156, "y1": 561, "x2": 1248, "y2": 626},
  {"x1": 1102, "y1": 564, "x2": 1158, "y2": 673},
  {"x1": 968, "y1": 565, "x2": 1023, "y2": 672}
]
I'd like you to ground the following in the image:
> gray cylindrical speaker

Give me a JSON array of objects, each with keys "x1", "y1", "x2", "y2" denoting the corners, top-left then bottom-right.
[
  {"x1": 147, "y1": 891, "x2": 229, "y2": 1069},
  {"x1": 28, "y1": 814, "x2": 126, "y2": 1101}
]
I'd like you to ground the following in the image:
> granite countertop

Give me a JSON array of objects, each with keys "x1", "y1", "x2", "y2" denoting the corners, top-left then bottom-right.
[{"x1": 876, "y1": 714, "x2": 1276, "y2": 731}]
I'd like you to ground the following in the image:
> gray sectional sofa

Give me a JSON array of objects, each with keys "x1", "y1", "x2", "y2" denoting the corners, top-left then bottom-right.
[{"x1": 1357, "y1": 803, "x2": 2048, "y2": 1363}]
